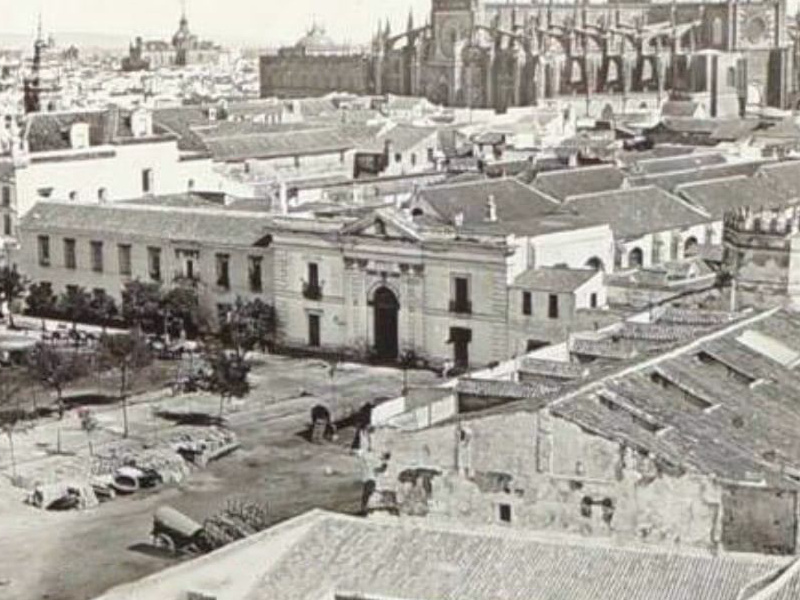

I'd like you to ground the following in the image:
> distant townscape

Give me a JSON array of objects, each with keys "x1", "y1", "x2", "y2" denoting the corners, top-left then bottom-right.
[{"x1": 4, "y1": 0, "x2": 800, "y2": 599}]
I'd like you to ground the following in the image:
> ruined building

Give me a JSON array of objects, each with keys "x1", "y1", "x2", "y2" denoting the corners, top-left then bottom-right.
[
  {"x1": 368, "y1": 308, "x2": 800, "y2": 556},
  {"x1": 261, "y1": 0, "x2": 795, "y2": 113}
]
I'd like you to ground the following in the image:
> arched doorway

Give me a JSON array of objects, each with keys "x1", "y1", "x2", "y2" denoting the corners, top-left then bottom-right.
[
  {"x1": 628, "y1": 247, "x2": 644, "y2": 269},
  {"x1": 684, "y1": 236, "x2": 699, "y2": 257},
  {"x1": 373, "y1": 287, "x2": 399, "y2": 361}
]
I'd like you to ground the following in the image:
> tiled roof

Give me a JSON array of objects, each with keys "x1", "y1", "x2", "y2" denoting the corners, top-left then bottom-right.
[
  {"x1": 519, "y1": 358, "x2": 588, "y2": 380},
  {"x1": 415, "y1": 178, "x2": 566, "y2": 233},
  {"x1": 152, "y1": 106, "x2": 210, "y2": 152},
  {"x1": 631, "y1": 152, "x2": 727, "y2": 175},
  {"x1": 533, "y1": 164, "x2": 626, "y2": 200},
  {"x1": 758, "y1": 160, "x2": 800, "y2": 199},
  {"x1": 565, "y1": 186, "x2": 709, "y2": 239},
  {"x1": 20, "y1": 201, "x2": 272, "y2": 247},
  {"x1": 627, "y1": 160, "x2": 770, "y2": 192},
  {"x1": 513, "y1": 266, "x2": 598, "y2": 292},
  {"x1": 204, "y1": 128, "x2": 354, "y2": 162},
  {"x1": 551, "y1": 309, "x2": 800, "y2": 485},
  {"x1": 379, "y1": 124, "x2": 437, "y2": 153},
  {"x1": 569, "y1": 336, "x2": 639, "y2": 360},
  {"x1": 456, "y1": 377, "x2": 558, "y2": 400},
  {"x1": 93, "y1": 510, "x2": 793, "y2": 600},
  {"x1": 24, "y1": 108, "x2": 164, "y2": 153},
  {"x1": 247, "y1": 513, "x2": 786, "y2": 600},
  {"x1": 676, "y1": 176, "x2": 792, "y2": 219},
  {"x1": 617, "y1": 145, "x2": 695, "y2": 167}
]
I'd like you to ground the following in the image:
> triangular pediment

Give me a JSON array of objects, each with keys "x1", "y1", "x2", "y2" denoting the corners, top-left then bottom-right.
[{"x1": 341, "y1": 210, "x2": 422, "y2": 243}]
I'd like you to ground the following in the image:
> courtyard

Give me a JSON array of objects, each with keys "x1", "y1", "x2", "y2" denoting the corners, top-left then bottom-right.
[{"x1": 0, "y1": 353, "x2": 439, "y2": 600}]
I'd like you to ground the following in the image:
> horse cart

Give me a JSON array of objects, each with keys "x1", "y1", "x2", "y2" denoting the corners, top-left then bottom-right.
[{"x1": 151, "y1": 506, "x2": 212, "y2": 556}]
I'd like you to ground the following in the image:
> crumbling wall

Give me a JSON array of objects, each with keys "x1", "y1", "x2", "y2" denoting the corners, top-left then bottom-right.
[
  {"x1": 721, "y1": 486, "x2": 798, "y2": 555},
  {"x1": 371, "y1": 410, "x2": 724, "y2": 551}
]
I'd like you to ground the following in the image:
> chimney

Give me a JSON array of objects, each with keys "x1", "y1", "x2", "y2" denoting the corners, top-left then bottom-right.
[
  {"x1": 69, "y1": 122, "x2": 90, "y2": 149},
  {"x1": 352, "y1": 185, "x2": 363, "y2": 205},
  {"x1": 485, "y1": 194, "x2": 497, "y2": 222},
  {"x1": 130, "y1": 107, "x2": 153, "y2": 138},
  {"x1": 277, "y1": 181, "x2": 288, "y2": 215},
  {"x1": 454, "y1": 211, "x2": 464, "y2": 228}
]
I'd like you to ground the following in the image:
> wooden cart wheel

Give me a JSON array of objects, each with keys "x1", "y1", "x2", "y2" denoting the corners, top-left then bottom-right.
[{"x1": 154, "y1": 533, "x2": 177, "y2": 554}]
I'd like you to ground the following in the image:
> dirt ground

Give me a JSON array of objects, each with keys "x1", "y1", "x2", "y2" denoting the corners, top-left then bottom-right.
[{"x1": 0, "y1": 355, "x2": 438, "y2": 600}]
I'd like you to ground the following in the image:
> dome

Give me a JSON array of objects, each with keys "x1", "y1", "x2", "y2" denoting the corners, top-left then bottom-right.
[{"x1": 295, "y1": 24, "x2": 340, "y2": 55}]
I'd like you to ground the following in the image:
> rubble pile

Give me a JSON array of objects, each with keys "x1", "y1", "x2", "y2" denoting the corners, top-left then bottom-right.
[
  {"x1": 92, "y1": 443, "x2": 191, "y2": 485},
  {"x1": 164, "y1": 426, "x2": 240, "y2": 467},
  {"x1": 202, "y1": 498, "x2": 271, "y2": 550}
]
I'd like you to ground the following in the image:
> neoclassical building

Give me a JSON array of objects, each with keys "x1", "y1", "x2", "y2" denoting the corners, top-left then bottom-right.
[{"x1": 261, "y1": 0, "x2": 794, "y2": 112}]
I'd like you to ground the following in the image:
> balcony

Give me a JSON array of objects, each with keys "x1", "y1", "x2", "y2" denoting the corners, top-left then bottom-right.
[
  {"x1": 449, "y1": 299, "x2": 472, "y2": 315},
  {"x1": 303, "y1": 281, "x2": 323, "y2": 301}
]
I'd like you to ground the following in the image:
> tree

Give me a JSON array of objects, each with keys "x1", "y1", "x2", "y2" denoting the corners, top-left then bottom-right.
[
  {"x1": 89, "y1": 290, "x2": 119, "y2": 333},
  {"x1": 99, "y1": 331, "x2": 151, "y2": 438},
  {"x1": 161, "y1": 287, "x2": 206, "y2": 339},
  {"x1": 0, "y1": 265, "x2": 27, "y2": 328},
  {"x1": 24, "y1": 282, "x2": 57, "y2": 325},
  {"x1": 78, "y1": 407, "x2": 98, "y2": 456},
  {"x1": 0, "y1": 375, "x2": 28, "y2": 479},
  {"x1": 27, "y1": 343, "x2": 90, "y2": 419},
  {"x1": 206, "y1": 349, "x2": 251, "y2": 418},
  {"x1": 121, "y1": 280, "x2": 162, "y2": 333},
  {"x1": 221, "y1": 297, "x2": 278, "y2": 358},
  {"x1": 58, "y1": 286, "x2": 92, "y2": 330}
]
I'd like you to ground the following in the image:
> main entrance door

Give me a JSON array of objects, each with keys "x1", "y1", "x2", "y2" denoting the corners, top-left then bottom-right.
[{"x1": 373, "y1": 287, "x2": 399, "y2": 361}]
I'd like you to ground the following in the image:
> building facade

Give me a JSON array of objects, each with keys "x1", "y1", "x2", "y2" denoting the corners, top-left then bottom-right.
[
  {"x1": 122, "y1": 10, "x2": 222, "y2": 72},
  {"x1": 261, "y1": 0, "x2": 794, "y2": 112}
]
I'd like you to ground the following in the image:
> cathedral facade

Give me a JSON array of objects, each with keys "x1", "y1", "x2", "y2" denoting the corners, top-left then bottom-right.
[{"x1": 261, "y1": 0, "x2": 794, "y2": 112}]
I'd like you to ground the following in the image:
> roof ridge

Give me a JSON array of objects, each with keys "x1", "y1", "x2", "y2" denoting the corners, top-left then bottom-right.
[
  {"x1": 737, "y1": 556, "x2": 800, "y2": 600},
  {"x1": 674, "y1": 174, "x2": 750, "y2": 190},
  {"x1": 535, "y1": 163, "x2": 619, "y2": 180}
]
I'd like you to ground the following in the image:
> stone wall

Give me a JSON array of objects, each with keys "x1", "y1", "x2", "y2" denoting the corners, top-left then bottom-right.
[{"x1": 371, "y1": 409, "x2": 727, "y2": 551}]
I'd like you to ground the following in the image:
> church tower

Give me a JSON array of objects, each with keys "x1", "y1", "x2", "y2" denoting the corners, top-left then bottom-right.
[{"x1": 23, "y1": 14, "x2": 46, "y2": 114}]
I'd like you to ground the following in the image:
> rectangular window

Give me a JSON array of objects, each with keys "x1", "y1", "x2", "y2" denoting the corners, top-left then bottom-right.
[
  {"x1": 308, "y1": 262, "x2": 319, "y2": 287},
  {"x1": 304, "y1": 262, "x2": 322, "y2": 300},
  {"x1": 2, "y1": 214, "x2": 10, "y2": 236},
  {"x1": 590, "y1": 292, "x2": 598, "y2": 309},
  {"x1": 37, "y1": 235, "x2": 50, "y2": 267},
  {"x1": 118, "y1": 244, "x2": 132, "y2": 276},
  {"x1": 548, "y1": 294, "x2": 559, "y2": 319},
  {"x1": 147, "y1": 246, "x2": 161, "y2": 282},
  {"x1": 450, "y1": 276, "x2": 471, "y2": 314},
  {"x1": 142, "y1": 168, "x2": 153, "y2": 194},
  {"x1": 308, "y1": 313, "x2": 321, "y2": 347},
  {"x1": 1, "y1": 186, "x2": 10, "y2": 207},
  {"x1": 522, "y1": 291, "x2": 532, "y2": 316},
  {"x1": 63, "y1": 238, "x2": 76, "y2": 270},
  {"x1": 499, "y1": 503, "x2": 512, "y2": 523},
  {"x1": 248, "y1": 256, "x2": 263, "y2": 293},
  {"x1": 216, "y1": 253, "x2": 230, "y2": 289},
  {"x1": 90, "y1": 241, "x2": 104, "y2": 273}
]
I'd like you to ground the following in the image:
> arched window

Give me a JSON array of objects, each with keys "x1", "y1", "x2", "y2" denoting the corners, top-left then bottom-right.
[{"x1": 586, "y1": 256, "x2": 605, "y2": 271}]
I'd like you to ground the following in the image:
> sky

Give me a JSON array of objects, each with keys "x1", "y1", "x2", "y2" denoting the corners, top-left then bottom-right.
[{"x1": 0, "y1": 0, "x2": 432, "y2": 46}]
